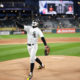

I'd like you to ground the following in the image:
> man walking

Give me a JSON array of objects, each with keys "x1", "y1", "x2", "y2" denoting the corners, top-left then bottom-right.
[{"x1": 16, "y1": 20, "x2": 48, "y2": 80}]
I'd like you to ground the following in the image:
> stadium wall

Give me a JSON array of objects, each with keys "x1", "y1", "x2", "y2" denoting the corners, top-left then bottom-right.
[
  {"x1": 76, "y1": 29, "x2": 80, "y2": 33},
  {"x1": 0, "y1": 28, "x2": 80, "y2": 35},
  {"x1": 42, "y1": 28, "x2": 80, "y2": 34}
]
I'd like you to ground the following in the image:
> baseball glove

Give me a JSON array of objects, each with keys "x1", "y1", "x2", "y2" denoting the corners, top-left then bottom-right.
[{"x1": 44, "y1": 46, "x2": 50, "y2": 56}]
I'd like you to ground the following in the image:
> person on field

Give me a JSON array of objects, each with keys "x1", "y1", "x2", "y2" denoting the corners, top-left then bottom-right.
[{"x1": 16, "y1": 20, "x2": 48, "y2": 80}]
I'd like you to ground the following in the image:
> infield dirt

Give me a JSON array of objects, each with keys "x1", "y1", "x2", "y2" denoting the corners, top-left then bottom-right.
[
  {"x1": 0, "y1": 56, "x2": 80, "y2": 80},
  {"x1": 0, "y1": 37, "x2": 80, "y2": 45},
  {"x1": 0, "y1": 37, "x2": 80, "y2": 80}
]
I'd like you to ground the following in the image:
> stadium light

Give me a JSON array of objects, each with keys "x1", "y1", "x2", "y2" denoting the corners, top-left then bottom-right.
[
  {"x1": 3, "y1": 10, "x2": 5, "y2": 13},
  {"x1": 0, "y1": 3, "x2": 4, "y2": 8},
  {"x1": 23, "y1": 10, "x2": 25, "y2": 13},
  {"x1": 78, "y1": 1, "x2": 80, "y2": 5},
  {"x1": 11, "y1": 10, "x2": 13, "y2": 12},
  {"x1": 15, "y1": 10, "x2": 17, "y2": 13}
]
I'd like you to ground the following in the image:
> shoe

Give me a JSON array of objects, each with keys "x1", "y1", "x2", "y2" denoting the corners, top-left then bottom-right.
[
  {"x1": 38, "y1": 64, "x2": 45, "y2": 70},
  {"x1": 27, "y1": 73, "x2": 33, "y2": 80}
]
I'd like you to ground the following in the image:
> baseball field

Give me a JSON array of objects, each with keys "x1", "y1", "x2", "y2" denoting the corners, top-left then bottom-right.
[{"x1": 0, "y1": 33, "x2": 80, "y2": 80}]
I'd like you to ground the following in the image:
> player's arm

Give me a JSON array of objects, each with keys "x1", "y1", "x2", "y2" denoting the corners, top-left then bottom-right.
[
  {"x1": 41, "y1": 37, "x2": 48, "y2": 48},
  {"x1": 39, "y1": 29, "x2": 50, "y2": 55},
  {"x1": 16, "y1": 21, "x2": 24, "y2": 29},
  {"x1": 41, "y1": 37, "x2": 50, "y2": 56},
  {"x1": 39, "y1": 29, "x2": 48, "y2": 47},
  {"x1": 41, "y1": 37, "x2": 47, "y2": 47}
]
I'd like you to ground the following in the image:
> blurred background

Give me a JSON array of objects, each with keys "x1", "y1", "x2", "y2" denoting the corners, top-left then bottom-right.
[{"x1": 0, "y1": 0, "x2": 80, "y2": 35}]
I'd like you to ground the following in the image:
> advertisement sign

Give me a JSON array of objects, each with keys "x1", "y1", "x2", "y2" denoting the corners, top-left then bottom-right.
[
  {"x1": 13, "y1": 31, "x2": 25, "y2": 35},
  {"x1": 42, "y1": 29, "x2": 52, "y2": 33},
  {"x1": 57, "y1": 28, "x2": 76, "y2": 33},
  {"x1": 0, "y1": 27, "x2": 16, "y2": 31},
  {"x1": 0, "y1": 31, "x2": 10, "y2": 35}
]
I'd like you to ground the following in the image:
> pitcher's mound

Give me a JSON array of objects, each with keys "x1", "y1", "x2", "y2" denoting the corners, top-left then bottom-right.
[{"x1": 0, "y1": 56, "x2": 80, "y2": 80}]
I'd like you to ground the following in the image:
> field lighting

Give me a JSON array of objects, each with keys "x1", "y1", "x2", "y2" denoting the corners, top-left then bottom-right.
[
  {"x1": 78, "y1": 1, "x2": 80, "y2": 5},
  {"x1": 0, "y1": 3, "x2": 4, "y2": 8}
]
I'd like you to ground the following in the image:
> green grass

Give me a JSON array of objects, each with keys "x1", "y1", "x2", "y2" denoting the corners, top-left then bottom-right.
[
  {"x1": 0, "y1": 42, "x2": 80, "y2": 62},
  {"x1": 0, "y1": 33, "x2": 80, "y2": 39},
  {"x1": 0, "y1": 34, "x2": 26, "y2": 39},
  {"x1": 44, "y1": 33, "x2": 80, "y2": 38}
]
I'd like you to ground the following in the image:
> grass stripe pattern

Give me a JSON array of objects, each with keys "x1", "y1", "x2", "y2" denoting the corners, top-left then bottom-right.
[{"x1": 0, "y1": 42, "x2": 80, "y2": 62}]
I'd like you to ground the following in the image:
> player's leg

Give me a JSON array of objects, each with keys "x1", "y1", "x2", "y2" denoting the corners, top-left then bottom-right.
[
  {"x1": 27, "y1": 45, "x2": 34, "y2": 73},
  {"x1": 27, "y1": 45, "x2": 34, "y2": 80},
  {"x1": 35, "y1": 57, "x2": 42, "y2": 66},
  {"x1": 35, "y1": 57, "x2": 45, "y2": 69},
  {"x1": 27, "y1": 44, "x2": 37, "y2": 80},
  {"x1": 35, "y1": 45, "x2": 45, "y2": 69}
]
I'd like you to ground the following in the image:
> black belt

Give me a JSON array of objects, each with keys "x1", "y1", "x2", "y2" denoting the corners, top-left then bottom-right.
[{"x1": 27, "y1": 44, "x2": 34, "y2": 46}]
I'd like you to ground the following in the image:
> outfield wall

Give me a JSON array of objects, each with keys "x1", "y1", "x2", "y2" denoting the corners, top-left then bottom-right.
[
  {"x1": 42, "y1": 28, "x2": 80, "y2": 34},
  {"x1": 0, "y1": 28, "x2": 80, "y2": 35}
]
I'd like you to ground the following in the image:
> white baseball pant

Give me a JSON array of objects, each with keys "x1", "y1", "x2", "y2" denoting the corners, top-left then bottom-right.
[{"x1": 27, "y1": 44, "x2": 38, "y2": 63}]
